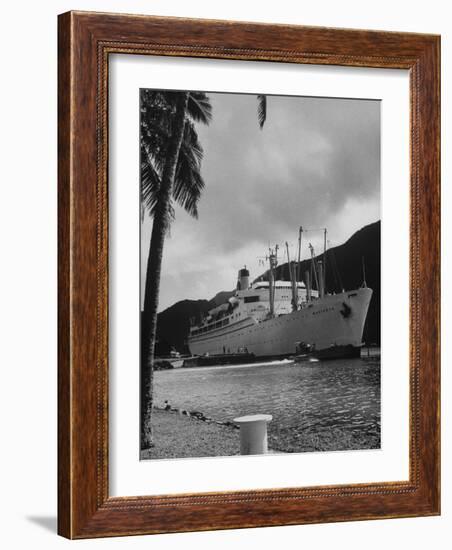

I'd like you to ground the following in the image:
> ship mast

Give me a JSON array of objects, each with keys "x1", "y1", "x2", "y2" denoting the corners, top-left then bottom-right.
[
  {"x1": 268, "y1": 245, "x2": 278, "y2": 317},
  {"x1": 361, "y1": 256, "x2": 367, "y2": 288},
  {"x1": 285, "y1": 242, "x2": 298, "y2": 311},
  {"x1": 323, "y1": 228, "x2": 327, "y2": 293},
  {"x1": 297, "y1": 226, "x2": 303, "y2": 284},
  {"x1": 309, "y1": 243, "x2": 319, "y2": 292}
]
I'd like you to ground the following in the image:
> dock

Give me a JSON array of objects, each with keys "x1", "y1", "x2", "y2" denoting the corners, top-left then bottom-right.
[{"x1": 182, "y1": 352, "x2": 256, "y2": 368}]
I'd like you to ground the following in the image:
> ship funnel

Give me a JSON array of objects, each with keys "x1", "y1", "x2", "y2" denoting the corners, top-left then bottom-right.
[{"x1": 237, "y1": 267, "x2": 250, "y2": 291}]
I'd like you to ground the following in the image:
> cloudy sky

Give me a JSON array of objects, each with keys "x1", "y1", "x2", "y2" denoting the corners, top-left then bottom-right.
[{"x1": 141, "y1": 91, "x2": 380, "y2": 312}]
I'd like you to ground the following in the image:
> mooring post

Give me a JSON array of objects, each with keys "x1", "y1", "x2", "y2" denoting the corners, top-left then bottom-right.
[{"x1": 233, "y1": 414, "x2": 273, "y2": 455}]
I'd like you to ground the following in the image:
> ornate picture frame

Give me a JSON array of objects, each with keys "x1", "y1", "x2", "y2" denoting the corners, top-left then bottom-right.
[{"x1": 58, "y1": 11, "x2": 440, "y2": 538}]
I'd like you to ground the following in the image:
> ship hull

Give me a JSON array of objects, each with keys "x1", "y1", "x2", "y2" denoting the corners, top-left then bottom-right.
[
  {"x1": 188, "y1": 287, "x2": 372, "y2": 360},
  {"x1": 312, "y1": 344, "x2": 362, "y2": 360}
]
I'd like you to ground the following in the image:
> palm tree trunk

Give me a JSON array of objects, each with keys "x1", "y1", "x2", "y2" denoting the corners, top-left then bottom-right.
[{"x1": 141, "y1": 92, "x2": 189, "y2": 449}]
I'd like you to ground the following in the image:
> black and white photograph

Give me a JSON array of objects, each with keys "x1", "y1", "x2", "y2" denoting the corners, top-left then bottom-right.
[{"x1": 139, "y1": 88, "x2": 381, "y2": 460}]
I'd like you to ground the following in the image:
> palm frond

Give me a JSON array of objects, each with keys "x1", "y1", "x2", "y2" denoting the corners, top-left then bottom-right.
[
  {"x1": 141, "y1": 160, "x2": 160, "y2": 216},
  {"x1": 140, "y1": 88, "x2": 210, "y2": 222},
  {"x1": 180, "y1": 120, "x2": 204, "y2": 164},
  {"x1": 187, "y1": 91, "x2": 213, "y2": 125},
  {"x1": 257, "y1": 94, "x2": 267, "y2": 129},
  {"x1": 172, "y1": 153, "x2": 205, "y2": 218}
]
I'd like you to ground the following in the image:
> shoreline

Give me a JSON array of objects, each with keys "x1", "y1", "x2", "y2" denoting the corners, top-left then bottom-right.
[
  {"x1": 156, "y1": 348, "x2": 381, "y2": 371},
  {"x1": 141, "y1": 408, "x2": 240, "y2": 460},
  {"x1": 141, "y1": 407, "x2": 380, "y2": 460}
]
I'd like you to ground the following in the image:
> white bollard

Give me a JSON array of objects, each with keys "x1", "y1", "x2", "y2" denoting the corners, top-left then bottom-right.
[{"x1": 233, "y1": 414, "x2": 272, "y2": 455}]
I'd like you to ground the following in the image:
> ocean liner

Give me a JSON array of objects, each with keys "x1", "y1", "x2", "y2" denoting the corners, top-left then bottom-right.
[{"x1": 187, "y1": 231, "x2": 372, "y2": 360}]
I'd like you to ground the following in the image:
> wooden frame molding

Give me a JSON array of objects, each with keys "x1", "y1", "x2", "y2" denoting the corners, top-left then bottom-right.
[{"x1": 58, "y1": 11, "x2": 440, "y2": 539}]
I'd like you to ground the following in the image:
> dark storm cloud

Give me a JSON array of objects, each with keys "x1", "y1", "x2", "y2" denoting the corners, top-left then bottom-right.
[
  {"x1": 193, "y1": 92, "x2": 380, "y2": 253},
  {"x1": 143, "y1": 91, "x2": 380, "y2": 310}
]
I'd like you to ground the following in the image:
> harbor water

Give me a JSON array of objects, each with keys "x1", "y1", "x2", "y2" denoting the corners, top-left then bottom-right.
[{"x1": 154, "y1": 354, "x2": 381, "y2": 454}]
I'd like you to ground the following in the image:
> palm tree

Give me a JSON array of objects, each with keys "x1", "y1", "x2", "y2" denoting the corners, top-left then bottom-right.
[
  {"x1": 140, "y1": 90, "x2": 212, "y2": 449},
  {"x1": 140, "y1": 91, "x2": 267, "y2": 450}
]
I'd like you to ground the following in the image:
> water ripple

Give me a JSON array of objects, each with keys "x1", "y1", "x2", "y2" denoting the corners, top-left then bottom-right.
[{"x1": 154, "y1": 357, "x2": 381, "y2": 453}]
